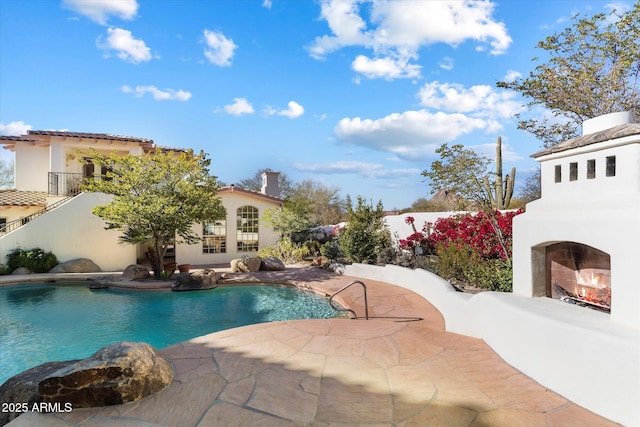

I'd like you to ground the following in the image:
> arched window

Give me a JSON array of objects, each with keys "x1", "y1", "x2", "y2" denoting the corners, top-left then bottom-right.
[
  {"x1": 237, "y1": 205, "x2": 259, "y2": 252},
  {"x1": 203, "y1": 208, "x2": 227, "y2": 253}
]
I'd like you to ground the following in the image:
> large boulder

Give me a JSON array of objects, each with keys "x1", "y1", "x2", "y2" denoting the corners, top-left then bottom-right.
[
  {"x1": 231, "y1": 257, "x2": 262, "y2": 273},
  {"x1": 10, "y1": 267, "x2": 31, "y2": 275},
  {"x1": 172, "y1": 269, "x2": 217, "y2": 291},
  {"x1": 0, "y1": 361, "x2": 72, "y2": 425},
  {"x1": 0, "y1": 342, "x2": 173, "y2": 424},
  {"x1": 260, "y1": 257, "x2": 285, "y2": 271},
  {"x1": 39, "y1": 342, "x2": 173, "y2": 407},
  {"x1": 122, "y1": 264, "x2": 151, "y2": 280},
  {"x1": 49, "y1": 258, "x2": 101, "y2": 273}
]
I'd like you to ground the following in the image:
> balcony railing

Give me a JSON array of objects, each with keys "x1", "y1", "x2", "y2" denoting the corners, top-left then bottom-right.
[{"x1": 48, "y1": 172, "x2": 84, "y2": 196}]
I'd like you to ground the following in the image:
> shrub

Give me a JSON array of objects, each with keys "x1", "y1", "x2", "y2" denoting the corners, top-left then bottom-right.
[
  {"x1": 339, "y1": 196, "x2": 391, "y2": 264},
  {"x1": 0, "y1": 264, "x2": 11, "y2": 275},
  {"x1": 430, "y1": 243, "x2": 513, "y2": 292},
  {"x1": 7, "y1": 247, "x2": 59, "y2": 273},
  {"x1": 320, "y1": 241, "x2": 343, "y2": 262},
  {"x1": 257, "y1": 237, "x2": 310, "y2": 264},
  {"x1": 394, "y1": 210, "x2": 523, "y2": 292}
]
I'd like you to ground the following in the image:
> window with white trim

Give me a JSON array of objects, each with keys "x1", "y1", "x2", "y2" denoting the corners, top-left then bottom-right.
[
  {"x1": 203, "y1": 208, "x2": 227, "y2": 254},
  {"x1": 237, "y1": 205, "x2": 259, "y2": 252}
]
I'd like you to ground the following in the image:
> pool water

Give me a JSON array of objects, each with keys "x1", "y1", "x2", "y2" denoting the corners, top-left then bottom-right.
[{"x1": 0, "y1": 283, "x2": 340, "y2": 385}]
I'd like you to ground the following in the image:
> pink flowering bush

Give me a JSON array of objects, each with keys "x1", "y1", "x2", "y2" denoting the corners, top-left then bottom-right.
[{"x1": 396, "y1": 210, "x2": 523, "y2": 291}]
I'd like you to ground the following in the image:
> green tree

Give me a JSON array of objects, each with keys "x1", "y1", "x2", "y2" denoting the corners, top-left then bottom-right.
[
  {"x1": 262, "y1": 206, "x2": 312, "y2": 239},
  {"x1": 338, "y1": 195, "x2": 390, "y2": 264},
  {"x1": 497, "y1": 4, "x2": 640, "y2": 148},
  {"x1": 421, "y1": 143, "x2": 511, "y2": 261},
  {"x1": 287, "y1": 179, "x2": 345, "y2": 226},
  {"x1": 0, "y1": 159, "x2": 14, "y2": 188},
  {"x1": 80, "y1": 149, "x2": 224, "y2": 279},
  {"x1": 422, "y1": 144, "x2": 491, "y2": 209}
]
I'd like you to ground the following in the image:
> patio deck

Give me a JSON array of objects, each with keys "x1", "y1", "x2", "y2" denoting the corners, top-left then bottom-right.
[{"x1": 6, "y1": 265, "x2": 617, "y2": 426}]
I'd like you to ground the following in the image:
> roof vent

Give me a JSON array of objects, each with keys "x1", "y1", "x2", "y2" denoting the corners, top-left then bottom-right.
[{"x1": 582, "y1": 111, "x2": 636, "y2": 135}]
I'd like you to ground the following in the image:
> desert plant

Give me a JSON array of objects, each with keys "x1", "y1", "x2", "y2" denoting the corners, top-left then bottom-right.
[
  {"x1": 483, "y1": 136, "x2": 516, "y2": 209},
  {"x1": 7, "y1": 247, "x2": 59, "y2": 273},
  {"x1": 257, "y1": 237, "x2": 310, "y2": 264}
]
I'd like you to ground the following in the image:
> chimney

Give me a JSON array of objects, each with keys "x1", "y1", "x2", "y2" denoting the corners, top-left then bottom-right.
[
  {"x1": 582, "y1": 111, "x2": 636, "y2": 135},
  {"x1": 261, "y1": 171, "x2": 280, "y2": 198}
]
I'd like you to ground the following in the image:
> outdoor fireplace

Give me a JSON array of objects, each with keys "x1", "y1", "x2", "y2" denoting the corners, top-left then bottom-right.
[
  {"x1": 547, "y1": 242, "x2": 610, "y2": 312},
  {"x1": 512, "y1": 111, "x2": 640, "y2": 329}
]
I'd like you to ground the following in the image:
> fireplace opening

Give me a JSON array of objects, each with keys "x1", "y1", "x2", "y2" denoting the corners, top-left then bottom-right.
[{"x1": 546, "y1": 242, "x2": 611, "y2": 313}]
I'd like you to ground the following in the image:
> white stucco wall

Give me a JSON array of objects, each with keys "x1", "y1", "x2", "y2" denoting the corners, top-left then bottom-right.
[
  {"x1": 384, "y1": 212, "x2": 466, "y2": 244},
  {"x1": 0, "y1": 193, "x2": 136, "y2": 271},
  {"x1": 539, "y1": 140, "x2": 640, "y2": 199},
  {"x1": 0, "y1": 206, "x2": 43, "y2": 226},
  {"x1": 344, "y1": 263, "x2": 640, "y2": 427},
  {"x1": 14, "y1": 144, "x2": 49, "y2": 192},
  {"x1": 175, "y1": 191, "x2": 281, "y2": 265}
]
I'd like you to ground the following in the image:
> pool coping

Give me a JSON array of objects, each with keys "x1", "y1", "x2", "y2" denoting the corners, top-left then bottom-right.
[{"x1": 4, "y1": 265, "x2": 619, "y2": 426}]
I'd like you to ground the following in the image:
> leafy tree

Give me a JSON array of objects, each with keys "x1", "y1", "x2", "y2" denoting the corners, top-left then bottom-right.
[
  {"x1": 421, "y1": 143, "x2": 511, "y2": 261},
  {"x1": 0, "y1": 159, "x2": 14, "y2": 188},
  {"x1": 338, "y1": 195, "x2": 390, "y2": 263},
  {"x1": 287, "y1": 179, "x2": 345, "y2": 226},
  {"x1": 518, "y1": 168, "x2": 542, "y2": 204},
  {"x1": 80, "y1": 149, "x2": 224, "y2": 279},
  {"x1": 497, "y1": 4, "x2": 640, "y2": 148},
  {"x1": 422, "y1": 144, "x2": 491, "y2": 209},
  {"x1": 262, "y1": 206, "x2": 312, "y2": 239},
  {"x1": 237, "y1": 168, "x2": 294, "y2": 199}
]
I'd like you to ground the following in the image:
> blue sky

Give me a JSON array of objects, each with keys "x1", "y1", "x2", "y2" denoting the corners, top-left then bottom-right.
[{"x1": 0, "y1": 0, "x2": 632, "y2": 209}]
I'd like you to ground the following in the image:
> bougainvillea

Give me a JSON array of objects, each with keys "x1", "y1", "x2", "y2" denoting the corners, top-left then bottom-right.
[
  {"x1": 399, "y1": 210, "x2": 523, "y2": 260},
  {"x1": 398, "y1": 216, "x2": 432, "y2": 254}
]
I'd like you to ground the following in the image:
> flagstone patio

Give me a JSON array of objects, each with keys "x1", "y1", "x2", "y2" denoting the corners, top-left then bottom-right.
[{"x1": 6, "y1": 266, "x2": 618, "y2": 426}]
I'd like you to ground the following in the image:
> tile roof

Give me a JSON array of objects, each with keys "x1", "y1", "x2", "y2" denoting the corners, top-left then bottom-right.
[
  {"x1": 218, "y1": 185, "x2": 283, "y2": 204},
  {"x1": 532, "y1": 123, "x2": 640, "y2": 158},
  {"x1": 0, "y1": 130, "x2": 156, "y2": 152},
  {"x1": 26, "y1": 130, "x2": 154, "y2": 144},
  {"x1": 0, "y1": 190, "x2": 47, "y2": 207}
]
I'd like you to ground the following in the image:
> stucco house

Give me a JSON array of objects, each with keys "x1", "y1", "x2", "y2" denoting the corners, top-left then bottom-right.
[{"x1": 0, "y1": 131, "x2": 282, "y2": 271}]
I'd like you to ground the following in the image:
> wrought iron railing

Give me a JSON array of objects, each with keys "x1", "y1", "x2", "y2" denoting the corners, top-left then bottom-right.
[{"x1": 48, "y1": 172, "x2": 84, "y2": 196}]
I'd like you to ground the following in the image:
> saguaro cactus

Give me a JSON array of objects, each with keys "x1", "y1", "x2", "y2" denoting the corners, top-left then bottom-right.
[{"x1": 484, "y1": 136, "x2": 516, "y2": 209}]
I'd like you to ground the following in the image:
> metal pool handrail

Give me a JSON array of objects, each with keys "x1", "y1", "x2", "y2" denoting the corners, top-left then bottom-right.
[{"x1": 328, "y1": 280, "x2": 369, "y2": 320}]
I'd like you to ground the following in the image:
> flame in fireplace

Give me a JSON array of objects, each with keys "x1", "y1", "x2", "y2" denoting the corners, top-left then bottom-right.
[{"x1": 575, "y1": 270, "x2": 608, "y2": 289}]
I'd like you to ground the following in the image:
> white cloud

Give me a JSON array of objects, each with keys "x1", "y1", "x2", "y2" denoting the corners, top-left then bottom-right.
[
  {"x1": 203, "y1": 29, "x2": 237, "y2": 66},
  {"x1": 335, "y1": 110, "x2": 489, "y2": 160},
  {"x1": 503, "y1": 70, "x2": 522, "y2": 83},
  {"x1": 262, "y1": 0, "x2": 273, "y2": 9},
  {"x1": 351, "y1": 55, "x2": 421, "y2": 80},
  {"x1": 472, "y1": 142, "x2": 522, "y2": 162},
  {"x1": 222, "y1": 98, "x2": 254, "y2": 116},
  {"x1": 278, "y1": 101, "x2": 305, "y2": 118},
  {"x1": 62, "y1": 0, "x2": 138, "y2": 25},
  {"x1": 121, "y1": 85, "x2": 191, "y2": 101},
  {"x1": 263, "y1": 101, "x2": 305, "y2": 118},
  {"x1": 439, "y1": 56, "x2": 454, "y2": 71},
  {"x1": 0, "y1": 121, "x2": 32, "y2": 136},
  {"x1": 98, "y1": 27, "x2": 152, "y2": 63},
  {"x1": 295, "y1": 160, "x2": 382, "y2": 174},
  {"x1": 417, "y1": 81, "x2": 522, "y2": 119},
  {"x1": 309, "y1": 0, "x2": 511, "y2": 80},
  {"x1": 293, "y1": 160, "x2": 420, "y2": 179}
]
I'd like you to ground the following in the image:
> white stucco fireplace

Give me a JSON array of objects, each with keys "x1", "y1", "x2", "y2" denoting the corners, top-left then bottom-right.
[{"x1": 513, "y1": 111, "x2": 640, "y2": 330}]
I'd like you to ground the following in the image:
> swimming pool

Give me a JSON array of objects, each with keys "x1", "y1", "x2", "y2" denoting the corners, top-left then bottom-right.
[{"x1": 0, "y1": 283, "x2": 341, "y2": 385}]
